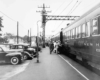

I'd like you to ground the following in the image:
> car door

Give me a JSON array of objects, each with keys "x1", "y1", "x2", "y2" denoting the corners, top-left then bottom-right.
[{"x1": 0, "y1": 47, "x2": 7, "y2": 62}]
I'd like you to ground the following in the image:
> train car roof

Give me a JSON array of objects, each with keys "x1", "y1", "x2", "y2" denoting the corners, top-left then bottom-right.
[{"x1": 64, "y1": 3, "x2": 100, "y2": 30}]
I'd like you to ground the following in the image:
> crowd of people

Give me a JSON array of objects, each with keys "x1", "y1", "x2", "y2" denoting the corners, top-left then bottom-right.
[{"x1": 49, "y1": 40, "x2": 65, "y2": 54}]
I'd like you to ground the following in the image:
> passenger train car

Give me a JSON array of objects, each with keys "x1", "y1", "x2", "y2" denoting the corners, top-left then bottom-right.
[{"x1": 52, "y1": 3, "x2": 100, "y2": 69}]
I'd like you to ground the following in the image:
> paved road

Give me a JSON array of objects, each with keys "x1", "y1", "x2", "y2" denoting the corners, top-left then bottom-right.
[
  {"x1": 0, "y1": 60, "x2": 30, "y2": 80},
  {"x1": 3, "y1": 47, "x2": 100, "y2": 80}
]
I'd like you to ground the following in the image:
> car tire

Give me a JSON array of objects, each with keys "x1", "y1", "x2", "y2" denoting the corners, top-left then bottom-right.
[
  {"x1": 10, "y1": 57, "x2": 19, "y2": 65},
  {"x1": 24, "y1": 54, "x2": 28, "y2": 60},
  {"x1": 24, "y1": 51, "x2": 33, "y2": 60}
]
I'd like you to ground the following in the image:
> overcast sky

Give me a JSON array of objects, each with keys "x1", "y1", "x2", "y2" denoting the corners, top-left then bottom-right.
[{"x1": 0, "y1": 0, "x2": 100, "y2": 37}]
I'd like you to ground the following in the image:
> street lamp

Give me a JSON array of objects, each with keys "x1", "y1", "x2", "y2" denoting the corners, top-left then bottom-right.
[{"x1": 36, "y1": 20, "x2": 41, "y2": 63}]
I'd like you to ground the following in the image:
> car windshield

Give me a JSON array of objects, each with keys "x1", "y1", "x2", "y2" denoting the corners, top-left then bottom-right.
[{"x1": 10, "y1": 45, "x2": 23, "y2": 49}]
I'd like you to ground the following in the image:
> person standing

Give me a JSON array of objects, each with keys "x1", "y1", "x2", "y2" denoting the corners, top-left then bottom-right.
[
  {"x1": 49, "y1": 41, "x2": 54, "y2": 54},
  {"x1": 53, "y1": 41, "x2": 57, "y2": 53}
]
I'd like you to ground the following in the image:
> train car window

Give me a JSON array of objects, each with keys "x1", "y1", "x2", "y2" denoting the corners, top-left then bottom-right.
[
  {"x1": 72, "y1": 29, "x2": 75, "y2": 39},
  {"x1": 73, "y1": 29, "x2": 75, "y2": 39},
  {"x1": 70, "y1": 30, "x2": 72, "y2": 39},
  {"x1": 67, "y1": 31, "x2": 68, "y2": 39},
  {"x1": 98, "y1": 16, "x2": 100, "y2": 34},
  {"x1": 64, "y1": 33, "x2": 66, "y2": 39},
  {"x1": 66, "y1": 32, "x2": 67, "y2": 38},
  {"x1": 77, "y1": 27, "x2": 79, "y2": 38},
  {"x1": 86, "y1": 21, "x2": 91, "y2": 37},
  {"x1": 76, "y1": 27, "x2": 79, "y2": 38},
  {"x1": 69, "y1": 31, "x2": 70, "y2": 40},
  {"x1": 75, "y1": 27, "x2": 76, "y2": 39},
  {"x1": 77, "y1": 26, "x2": 81, "y2": 38},
  {"x1": 67, "y1": 31, "x2": 69, "y2": 40},
  {"x1": 64, "y1": 32, "x2": 66, "y2": 39},
  {"x1": 68, "y1": 32, "x2": 69, "y2": 40},
  {"x1": 76, "y1": 27, "x2": 78, "y2": 39},
  {"x1": 63, "y1": 33, "x2": 65, "y2": 39},
  {"x1": 92, "y1": 18, "x2": 98, "y2": 35},
  {"x1": 79, "y1": 26, "x2": 81, "y2": 38},
  {"x1": 82, "y1": 24, "x2": 86, "y2": 38},
  {"x1": 66, "y1": 32, "x2": 68, "y2": 39}
]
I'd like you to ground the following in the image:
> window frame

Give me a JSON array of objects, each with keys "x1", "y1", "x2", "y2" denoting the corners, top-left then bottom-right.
[
  {"x1": 86, "y1": 21, "x2": 91, "y2": 37},
  {"x1": 81, "y1": 23, "x2": 86, "y2": 38},
  {"x1": 92, "y1": 16, "x2": 98, "y2": 36}
]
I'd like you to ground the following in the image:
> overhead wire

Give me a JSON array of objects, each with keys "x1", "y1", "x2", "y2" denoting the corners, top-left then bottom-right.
[
  {"x1": 54, "y1": 0, "x2": 79, "y2": 32},
  {"x1": 0, "y1": 10, "x2": 25, "y2": 28},
  {"x1": 67, "y1": 0, "x2": 82, "y2": 21},
  {"x1": 52, "y1": 0, "x2": 74, "y2": 33},
  {"x1": 77, "y1": 0, "x2": 97, "y2": 13},
  {"x1": 59, "y1": 0, "x2": 74, "y2": 15},
  {"x1": 0, "y1": 11, "x2": 17, "y2": 23},
  {"x1": 52, "y1": 0, "x2": 68, "y2": 15},
  {"x1": 0, "y1": 10, "x2": 25, "y2": 36},
  {"x1": 67, "y1": 0, "x2": 80, "y2": 15},
  {"x1": 55, "y1": 0, "x2": 97, "y2": 34},
  {"x1": 51, "y1": 0, "x2": 73, "y2": 33}
]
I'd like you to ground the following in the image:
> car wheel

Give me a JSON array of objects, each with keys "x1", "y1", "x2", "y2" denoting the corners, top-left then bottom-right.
[
  {"x1": 24, "y1": 54, "x2": 28, "y2": 60},
  {"x1": 10, "y1": 57, "x2": 19, "y2": 65}
]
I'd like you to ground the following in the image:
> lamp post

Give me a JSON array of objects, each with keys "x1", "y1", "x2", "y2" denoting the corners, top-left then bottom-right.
[{"x1": 36, "y1": 20, "x2": 41, "y2": 63}]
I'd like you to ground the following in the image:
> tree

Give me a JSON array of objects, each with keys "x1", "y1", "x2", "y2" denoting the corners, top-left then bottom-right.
[{"x1": 23, "y1": 35, "x2": 29, "y2": 43}]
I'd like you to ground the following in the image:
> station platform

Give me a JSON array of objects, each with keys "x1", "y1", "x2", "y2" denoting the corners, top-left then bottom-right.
[{"x1": 7, "y1": 47, "x2": 100, "y2": 80}]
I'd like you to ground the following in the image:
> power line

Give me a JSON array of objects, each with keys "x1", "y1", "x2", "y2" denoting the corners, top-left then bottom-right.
[
  {"x1": 57, "y1": 0, "x2": 82, "y2": 30},
  {"x1": 0, "y1": 10, "x2": 25, "y2": 29},
  {"x1": 68, "y1": 1, "x2": 82, "y2": 15},
  {"x1": 54, "y1": 0, "x2": 79, "y2": 31},
  {"x1": 55, "y1": 0, "x2": 96, "y2": 33},
  {"x1": 51, "y1": 0, "x2": 73, "y2": 31},
  {"x1": 0, "y1": 10, "x2": 17, "y2": 22},
  {"x1": 67, "y1": 0, "x2": 79, "y2": 15},
  {"x1": 59, "y1": 0, "x2": 73, "y2": 15},
  {"x1": 52, "y1": 0, "x2": 72, "y2": 15},
  {"x1": 78, "y1": 0, "x2": 97, "y2": 13},
  {"x1": 53, "y1": 0, "x2": 74, "y2": 32}
]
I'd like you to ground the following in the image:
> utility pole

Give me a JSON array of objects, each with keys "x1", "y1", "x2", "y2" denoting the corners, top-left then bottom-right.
[
  {"x1": 28, "y1": 29, "x2": 29, "y2": 43},
  {"x1": 36, "y1": 20, "x2": 41, "y2": 63},
  {"x1": 0, "y1": 17, "x2": 3, "y2": 36},
  {"x1": 0, "y1": 17, "x2": 3, "y2": 31},
  {"x1": 36, "y1": 4, "x2": 80, "y2": 48},
  {"x1": 17, "y1": 21, "x2": 19, "y2": 44},
  {"x1": 37, "y1": 3, "x2": 50, "y2": 48},
  {"x1": 30, "y1": 28, "x2": 31, "y2": 46}
]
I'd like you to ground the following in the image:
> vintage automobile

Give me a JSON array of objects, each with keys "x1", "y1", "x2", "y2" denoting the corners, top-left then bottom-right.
[
  {"x1": 9, "y1": 44, "x2": 36, "y2": 60},
  {"x1": 0, "y1": 46, "x2": 24, "y2": 65},
  {"x1": 23, "y1": 45, "x2": 37, "y2": 58}
]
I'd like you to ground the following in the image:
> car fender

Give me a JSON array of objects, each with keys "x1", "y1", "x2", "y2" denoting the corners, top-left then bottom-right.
[
  {"x1": 23, "y1": 51, "x2": 32, "y2": 57},
  {"x1": 27, "y1": 48, "x2": 36, "y2": 52},
  {"x1": 6, "y1": 52, "x2": 22, "y2": 56}
]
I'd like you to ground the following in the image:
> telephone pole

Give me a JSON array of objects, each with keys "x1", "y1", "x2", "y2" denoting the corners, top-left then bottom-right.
[
  {"x1": 28, "y1": 29, "x2": 29, "y2": 43},
  {"x1": 30, "y1": 28, "x2": 31, "y2": 46},
  {"x1": 37, "y1": 3, "x2": 50, "y2": 48},
  {"x1": 0, "y1": 17, "x2": 3, "y2": 31},
  {"x1": 17, "y1": 21, "x2": 19, "y2": 44},
  {"x1": 36, "y1": 4, "x2": 80, "y2": 48}
]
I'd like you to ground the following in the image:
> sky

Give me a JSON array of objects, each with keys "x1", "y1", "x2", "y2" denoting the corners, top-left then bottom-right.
[{"x1": 0, "y1": 0, "x2": 100, "y2": 37}]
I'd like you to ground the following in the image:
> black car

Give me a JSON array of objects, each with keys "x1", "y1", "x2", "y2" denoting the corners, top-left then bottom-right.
[
  {"x1": 23, "y1": 45, "x2": 37, "y2": 58},
  {"x1": 31, "y1": 45, "x2": 42, "y2": 52},
  {"x1": 0, "y1": 46, "x2": 24, "y2": 65},
  {"x1": 9, "y1": 44, "x2": 36, "y2": 60}
]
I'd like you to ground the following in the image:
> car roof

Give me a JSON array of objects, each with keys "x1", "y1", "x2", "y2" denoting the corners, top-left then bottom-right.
[{"x1": 11, "y1": 43, "x2": 30, "y2": 46}]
